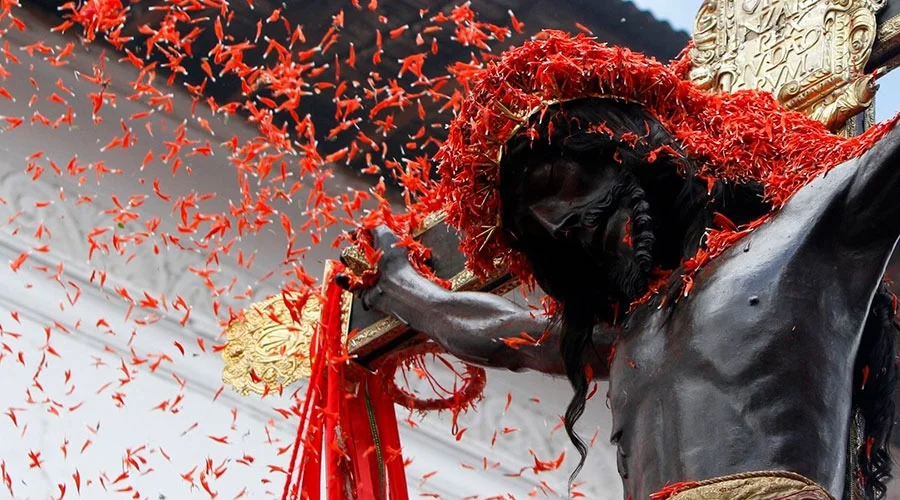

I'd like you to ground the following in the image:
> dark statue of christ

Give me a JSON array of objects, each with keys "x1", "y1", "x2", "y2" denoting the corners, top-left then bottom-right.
[{"x1": 340, "y1": 97, "x2": 900, "y2": 499}]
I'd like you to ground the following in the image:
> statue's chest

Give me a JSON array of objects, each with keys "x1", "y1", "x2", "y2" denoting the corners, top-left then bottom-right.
[
  {"x1": 613, "y1": 253, "x2": 788, "y2": 368},
  {"x1": 607, "y1": 240, "x2": 841, "y2": 411}
]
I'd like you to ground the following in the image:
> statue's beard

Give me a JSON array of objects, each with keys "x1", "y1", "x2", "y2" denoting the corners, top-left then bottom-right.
[
  {"x1": 583, "y1": 226, "x2": 650, "y2": 305},
  {"x1": 526, "y1": 221, "x2": 651, "y2": 322},
  {"x1": 515, "y1": 181, "x2": 655, "y2": 318},
  {"x1": 606, "y1": 250, "x2": 649, "y2": 302}
]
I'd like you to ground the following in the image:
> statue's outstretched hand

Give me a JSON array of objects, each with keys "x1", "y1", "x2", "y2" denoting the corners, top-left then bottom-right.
[{"x1": 335, "y1": 225, "x2": 422, "y2": 319}]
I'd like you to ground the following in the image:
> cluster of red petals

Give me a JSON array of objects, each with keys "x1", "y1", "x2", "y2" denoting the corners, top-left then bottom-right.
[
  {"x1": 0, "y1": 1, "x2": 541, "y2": 496},
  {"x1": 432, "y1": 30, "x2": 899, "y2": 295},
  {"x1": 58, "y1": 0, "x2": 128, "y2": 43}
]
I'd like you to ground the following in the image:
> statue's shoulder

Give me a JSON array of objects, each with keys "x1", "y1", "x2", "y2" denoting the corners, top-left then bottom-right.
[{"x1": 777, "y1": 154, "x2": 861, "y2": 217}]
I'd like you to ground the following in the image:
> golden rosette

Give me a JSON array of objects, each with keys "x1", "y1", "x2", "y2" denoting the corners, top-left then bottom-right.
[
  {"x1": 222, "y1": 292, "x2": 322, "y2": 396},
  {"x1": 222, "y1": 262, "x2": 352, "y2": 396}
]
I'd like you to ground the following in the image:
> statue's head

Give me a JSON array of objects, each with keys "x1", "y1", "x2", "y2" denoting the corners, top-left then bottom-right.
[
  {"x1": 437, "y1": 31, "x2": 871, "y2": 295},
  {"x1": 497, "y1": 98, "x2": 731, "y2": 314}
]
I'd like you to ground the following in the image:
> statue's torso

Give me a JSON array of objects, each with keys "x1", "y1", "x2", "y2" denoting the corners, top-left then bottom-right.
[{"x1": 608, "y1": 158, "x2": 889, "y2": 499}]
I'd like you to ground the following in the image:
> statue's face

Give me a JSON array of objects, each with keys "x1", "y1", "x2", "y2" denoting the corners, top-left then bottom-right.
[
  {"x1": 523, "y1": 159, "x2": 631, "y2": 259},
  {"x1": 506, "y1": 154, "x2": 647, "y2": 303},
  {"x1": 520, "y1": 157, "x2": 634, "y2": 264}
]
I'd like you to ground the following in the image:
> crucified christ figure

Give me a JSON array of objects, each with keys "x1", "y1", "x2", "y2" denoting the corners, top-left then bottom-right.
[{"x1": 341, "y1": 96, "x2": 900, "y2": 499}]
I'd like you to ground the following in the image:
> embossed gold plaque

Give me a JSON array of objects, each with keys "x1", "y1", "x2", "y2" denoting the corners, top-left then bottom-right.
[
  {"x1": 222, "y1": 263, "x2": 352, "y2": 396},
  {"x1": 690, "y1": 0, "x2": 885, "y2": 130}
]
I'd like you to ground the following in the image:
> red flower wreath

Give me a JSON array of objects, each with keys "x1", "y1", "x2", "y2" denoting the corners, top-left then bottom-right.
[
  {"x1": 429, "y1": 30, "x2": 899, "y2": 293},
  {"x1": 376, "y1": 342, "x2": 486, "y2": 418}
]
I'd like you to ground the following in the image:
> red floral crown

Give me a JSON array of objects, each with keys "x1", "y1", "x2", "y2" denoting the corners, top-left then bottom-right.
[{"x1": 432, "y1": 30, "x2": 897, "y2": 285}]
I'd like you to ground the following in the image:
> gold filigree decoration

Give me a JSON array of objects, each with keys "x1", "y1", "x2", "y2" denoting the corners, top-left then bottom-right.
[
  {"x1": 416, "y1": 211, "x2": 448, "y2": 236},
  {"x1": 346, "y1": 315, "x2": 402, "y2": 354},
  {"x1": 222, "y1": 293, "x2": 320, "y2": 396},
  {"x1": 690, "y1": 0, "x2": 885, "y2": 131},
  {"x1": 222, "y1": 263, "x2": 352, "y2": 396},
  {"x1": 340, "y1": 244, "x2": 371, "y2": 276},
  {"x1": 877, "y1": 13, "x2": 900, "y2": 43}
]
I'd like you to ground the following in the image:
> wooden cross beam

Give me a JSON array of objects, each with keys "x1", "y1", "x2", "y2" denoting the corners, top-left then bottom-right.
[{"x1": 871, "y1": 1, "x2": 900, "y2": 72}]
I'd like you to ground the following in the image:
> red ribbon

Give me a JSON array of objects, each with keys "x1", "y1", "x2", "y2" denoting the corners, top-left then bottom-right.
[{"x1": 283, "y1": 264, "x2": 409, "y2": 500}]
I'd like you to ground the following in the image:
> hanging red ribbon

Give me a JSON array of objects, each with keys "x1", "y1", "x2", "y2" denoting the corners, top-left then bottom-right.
[{"x1": 283, "y1": 262, "x2": 409, "y2": 500}]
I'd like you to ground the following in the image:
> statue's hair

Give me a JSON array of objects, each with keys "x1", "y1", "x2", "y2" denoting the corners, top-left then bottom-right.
[
  {"x1": 498, "y1": 97, "x2": 897, "y2": 497},
  {"x1": 853, "y1": 282, "x2": 897, "y2": 499}
]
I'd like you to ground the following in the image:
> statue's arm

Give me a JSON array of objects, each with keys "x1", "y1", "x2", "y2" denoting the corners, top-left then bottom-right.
[
  {"x1": 842, "y1": 125, "x2": 900, "y2": 246},
  {"x1": 341, "y1": 228, "x2": 612, "y2": 378}
]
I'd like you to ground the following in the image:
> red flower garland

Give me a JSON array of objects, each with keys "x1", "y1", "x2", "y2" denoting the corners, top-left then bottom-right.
[
  {"x1": 430, "y1": 30, "x2": 899, "y2": 293},
  {"x1": 376, "y1": 342, "x2": 486, "y2": 416}
]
